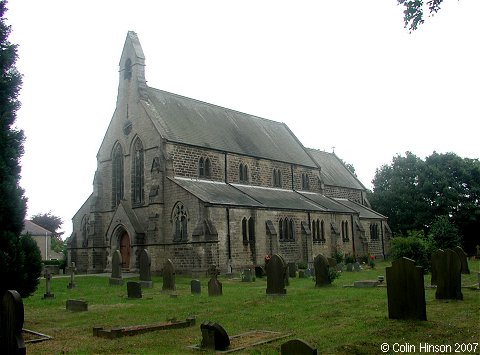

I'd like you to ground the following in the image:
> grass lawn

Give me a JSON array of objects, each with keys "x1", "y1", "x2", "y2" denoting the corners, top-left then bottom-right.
[{"x1": 22, "y1": 260, "x2": 479, "y2": 354}]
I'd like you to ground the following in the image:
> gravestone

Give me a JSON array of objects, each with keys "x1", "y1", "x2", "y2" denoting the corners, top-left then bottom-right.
[
  {"x1": 139, "y1": 249, "x2": 153, "y2": 288},
  {"x1": 386, "y1": 257, "x2": 426, "y2": 321},
  {"x1": 304, "y1": 268, "x2": 313, "y2": 277},
  {"x1": 191, "y1": 280, "x2": 201, "y2": 294},
  {"x1": 162, "y1": 259, "x2": 176, "y2": 291},
  {"x1": 43, "y1": 269, "x2": 54, "y2": 299},
  {"x1": 127, "y1": 281, "x2": 142, "y2": 299},
  {"x1": 430, "y1": 249, "x2": 444, "y2": 286},
  {"x1": 287, "y1": 263, "x2": 297, "y2": 278},
  {"x1": 346, "y1": 263, "x2": 353, "y2": 272},
  {"x1": 109, "y1": 250, "x2": 124, "y2": 285},
  {"x1": 0, "y1": 290, "x2": 26, "y2": 355},
  {"x1": 67, "y1": 262, "x2": 76, "y2": 289},
  {"x1": 336, "y1": 262, "x2": 344, "y2": 272},
  {"x1": 327, "y1": 257, "x2": 337, "y2": 268},
  {"x1": 255, "y1": 266, "x2": 265, "y2": 278},
  {"x1": 241, "y1": 269, "x2": 254, "y2": 282},
  {"x1": 66, "y1": 299, "x2": 88, "y2": 312},
  {"x1": 207, "y1": 265, "x2": 222, "y2": 296},
  {"x1": 200, "y1": 321, "x2": 230, "y2": 351},
  {"x1": 314, "y1": 254, "x2": 330, "y2": 287},
  {"x1": 435, "y1": 249, "x2": 463, "y2": 300},
  {"x1": 266, "y1": 254, "x2": 287, "y2": 295},
  {"x1": 298, "y1": 270, "x2": 305, "y2": 278},
  {"x1": 452, "y1": 246, "x2": 470, "y2": 274},
  {"x1": 353, "y1": 262, "x2": 361, "y2": 272},
  {"x1": 281, "y1": 338, "x2": 317, "y2": 355}
]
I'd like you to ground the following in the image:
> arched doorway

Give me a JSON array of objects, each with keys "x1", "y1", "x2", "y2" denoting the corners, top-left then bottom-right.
[{"x1": 119, "y1": 231, "x2": 130, "y2": 270}]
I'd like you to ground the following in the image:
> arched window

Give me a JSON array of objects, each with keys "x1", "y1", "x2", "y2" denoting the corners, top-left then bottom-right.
[
  {"x1": 239, "y1": 163, "x2": 249, "y2": 183},
  {"x1": 112, "y1": 143, "x2": 124, "y2": 208},
  {"x1": 248, "y1": 217, "x2": 255, "y2": 243},
  {"x1": 312, "y1": 220, "x2": 316, "y2": 239},
  {"x1": 242, "y1": 217, "x2": 248, "y2": 244},
  {"x1": 289, "y1": 219, "x2": 295, "y2": 240},
  {"x1": 302, "y1": 173, "x2": 310, "y2": 190},
  {"x1": 273, "y1": 169, "x2": 282, "y2": 187},
  {"x1": 124, "y1": 58, "x2": 132, "y2": 80},
  {"x1": 132, "y1": 138, "x2": 144, "y2": 206},
  {"x1": 320, "y1": 220, "x2": 325, "y2": 241},
  {"x1": 173, "y1": 202, "x2": 188, "y2": 241},
  {"x1": 199, "y1": 157, "x2": 211, "y2": 178}
]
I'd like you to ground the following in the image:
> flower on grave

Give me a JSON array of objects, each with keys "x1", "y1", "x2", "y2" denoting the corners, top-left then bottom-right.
[{"x1": 264, "y1": 255, "x2": 271, "y2": 263}]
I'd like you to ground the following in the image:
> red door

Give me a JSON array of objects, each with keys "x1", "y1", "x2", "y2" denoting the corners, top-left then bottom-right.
[{"x1": 119, "y1": 232, "x2": 130, "y2": 270}]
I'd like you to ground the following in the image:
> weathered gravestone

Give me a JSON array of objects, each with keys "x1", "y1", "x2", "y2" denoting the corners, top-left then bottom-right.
[
  {"x1": 127, "y1": 281, "x2": 142, "y2": 299},
  {"x1": 162, "y1": 259, "x2": 176, "y2": 291},
  {"x1": 435, "y1": 249, "x2": 463, "y2": 300},
  {"x1": 453, "y1": 246, "x2": 470, "y2": 274},
  {"x1": 255, "y1": 266, "x2": 265, "y2": 278},
  {"x1": 336, "y1": 262, "x2": 344, "y2": 272},
  {"x1": 200, "y1": 321, "x2": 230, "y2": 351},
  {"x1": 66, "y1": 299, "x2": 88, "y2": 312},
  {"x1": 0, "y1": 290, "x2": 26, "y2": 355},
  {"x1": 430, "y1": 249, "x2": 444, "y2": 286},
  {"x1": 346, "y1": 263, "x2": 353, "y2": 272},
  {"x1": 298, "y1": 270, "x2": 306, "y2": 278},
  {"x1": 314, "y1": 254, "x2": 330, "y2": 287},
  {"x1": 109, "y1": 250, "x2": 124, "y2": 285},
  {"x1": 139, "y1": 249, "x2": 153, "y2": 288},
  {"x1": 288, "y1": 262, "x2": 296, "y2": 278},
  {"x1": 353, "y1": 262, "x2": 361, "y2": 272},
  {"x1": 266, "y1": 254, "x2": 287, "y2": 295},
  {"x1": 386, "y1": 257, "x2": 427, "y2": 321},
  {"x1": 67, "y1": 262, "x2": 76, "y2": 289},
  {"x1": 207, "y1": 265, "x2": 222, "y2": 296},
  {"x1": 241, "y1": 268, "x2": 254, "y2": 282},
  {"x1": 327, "y1": 257, "x2": 337, "y2": 268},
  {"x1": 43, "y1": 269, "x2": 54, "y2": 299},
  {"x1": 281, "y1": 338, "x2": 317, "y2": 355},
  {"x1": 191, "y1": 279, "x2": 201, "y2": 294}
]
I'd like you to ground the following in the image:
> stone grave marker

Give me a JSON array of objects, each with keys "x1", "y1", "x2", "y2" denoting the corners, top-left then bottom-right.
[
  {"x1": 191, "y1": 279, "x2": 201, "y2": 294},
  {"x1": 327, "y1": 257, "x2": 337, "y2": 268},
  {"x1": 386, "y1": 257, "x2": 426, "y2": 321},
  {"x1": 200, "y1": 321, "x2": 230, "y2": 351},
  {"x1": 287, "y1": 262, "x2": 296, "y2": 278},
  {"x1": 453, "y1": 246, "x2": 470, "y2": 274},
  {"x1": 0, "y1": 290, "x2": 26, "y2": 355},
  {"x1": 346, "y1": 263, "x2": 353, "y2": 272},
  {"x1": 67, "y1": 262, "x2": 77, "y2": 289},
  {"x1": 314, "y1": 254, "x2": 330, "y2": 287},
  {"x1": 255, "y1": 266, "x2": 265, "y2": 278},
  {"x1": 241, "y1": 269, "x2": 254, "y2": 282},
  {"x1": 430, "y1": 249, "x2": 444, "y2": 286},
  {"x1": 43, "y1": 269, "x2": 54, "y2": 299},
  {"x1": 353, "y1": 262, "x2": 361, "y2": 272},
  {"x1": 336, "y1": 262, "x2": 344, "y2": 272},
  {"x1": 298, "y1": 270, "x2": 305, "y2": 278},
  {"x1": 162, "y1": 259, "x2": 176, "y2": 291},
  {"x1": 127, "y1": 281, "x2": 142, "y2": 299},
  {"x1": 304, "y1": 268, "x2": 313, "y2": 277},
  {"x1": 435, "y1": 249, "x2": 463, "y2": 300},
  {"x1": 207, "y1": 265, "x2": 222, "y2": 296},
  {"x1": 281, "y1": 338, "x2": 317, "y2": 355},
  {"x1": 266, "y1": 254, "x2": 287, "y2": 295},
  {"x1": 66, "y1": 299, "x2": 88, "y2": 312},
  {"x1": 109, "y1": 250, "x2": 124, "y2": 285},
  {"x1": 139, "y1": 249, "x2": 153, "y2": 288}
]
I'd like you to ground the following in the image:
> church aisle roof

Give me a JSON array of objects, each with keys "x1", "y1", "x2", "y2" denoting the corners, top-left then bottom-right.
[
  {"x1": 147, "y1": 87, "x2": 316, "y2": 167},
  {"x1": 307, "y1": 149, "x2": 365, "y2": 190},
  {"x1": 334, "y1": 198, "x2": 386, "y2": 219},
  {"x1": 297, "y1": 191, "x2": 355, "y2": 213}
]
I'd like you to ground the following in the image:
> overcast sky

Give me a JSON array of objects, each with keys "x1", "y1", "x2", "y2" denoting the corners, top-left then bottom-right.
[{"x1": 7, "y1": 1, "x2": 480, "y2": 238}]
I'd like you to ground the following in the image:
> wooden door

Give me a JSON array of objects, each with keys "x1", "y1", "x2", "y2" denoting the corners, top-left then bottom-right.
[{"x1": 119, "y1": 232, "x2": 130, "y2": 270}]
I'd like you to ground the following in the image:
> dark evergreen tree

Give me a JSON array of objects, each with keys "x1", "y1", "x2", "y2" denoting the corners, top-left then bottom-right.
[{"x1": 0, "y1": 0, "x2": 42, "y2": 297}]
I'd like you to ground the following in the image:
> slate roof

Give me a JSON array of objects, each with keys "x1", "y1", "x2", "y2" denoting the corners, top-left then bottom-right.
[
  {"x1": 22, "y1": 220, "x2": 52, "y2": 236},
  {"x1": 297, "y1": 191, "x2": 355, "y2": 213},
  {"x1": 307, "y1": 149, "x2": 365, "y2": 190},
  {"x1": 334, "y1": 198, "x2": 386, "y2": 219},
  {"x1": 146, "y1": 87, "x2": 317, "y2": 167}
]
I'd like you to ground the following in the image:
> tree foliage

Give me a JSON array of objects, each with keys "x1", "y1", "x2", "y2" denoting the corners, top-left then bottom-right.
[
  {"x1": 397, "y1": 0, "x2": 445, "y2": 31},
  {"x1": 389, "y1": 230, "x2": 434, "y2": 272},
  {"x1": 428, "y1": 215, "x2": 460, "y2": 250},
  {"x1": 370, "y1": 151, "x2": 480, "y2": 253},
  {"x1": 0, "y1": 0, "x2": 42, "y2": 297}
]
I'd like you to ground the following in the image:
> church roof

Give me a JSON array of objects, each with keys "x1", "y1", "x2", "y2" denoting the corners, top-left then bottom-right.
[
  {"x1": 146, "y1": 88, "x2": 317, "y2": 167},
  {"x1": 307, "y1": 149, "x2": 365, "y2": 190},
  {"x1": 334, "y1": 198, "x2": 386, "y2": 219},
  {"x1": 297, "y1": 191, "x2": 355, "y2": 213}
]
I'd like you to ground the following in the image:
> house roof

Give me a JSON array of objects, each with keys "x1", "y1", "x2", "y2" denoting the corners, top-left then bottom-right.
[
  {"x1": 146, "y1": 88, "x2": 317, "y2": 167},
  {"x1": 22, "y1": 220, "x2": 52, "y2": 236},
  {"x1": 307, "y1": 149, "x2": 365, "y2": 190}
]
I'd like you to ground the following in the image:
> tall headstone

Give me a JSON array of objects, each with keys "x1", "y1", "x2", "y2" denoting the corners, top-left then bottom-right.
[
  {"x1": 67, "y1": 262, "x2": 76, "y2": 289},
  {"x1": 281, "y1": 339, "x2": 317, "y2": 355},
  {"x1": 207, "y1": 265, "x2": 222, "y2": 296},
  {"x1": 452, "y1": 246, "x2": 470, "y2": 274},
  {"x1": 139, "y1": 249, "x2": 153, "y2": 288},
  {"x1": 43, "y1": 269, "x2": 54, "y2": 299},
  {"x1": 430, "y1": 249, "x2": 444, "y2": 286},
  {"x1": 109, "y1": 250, "x2": 124, "y2": 285},
  {"x1": 435, "y1": 249, "x2": 463, "y2": 300},
  {"x1": 266, "y1": 254, "x2": 287, "y2": 295},
  {"x1": 314, "y1": 254, "x2": 330, "y2": 287},
  {"x1": 127, "y1": 281, "x2": 142, "y2": 299},
  {"x1": 386, "y1": 257, "x2": 427, "y2": 321},
  {"x1": 0, "y1": 290, "x2": 26, "y2": 355},
  {"x1": 162, "y1": 259, "x2": 176, "y2": 291}
]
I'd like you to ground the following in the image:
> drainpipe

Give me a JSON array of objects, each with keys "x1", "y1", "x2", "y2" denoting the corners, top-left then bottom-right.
[
  {"x1": 350, "y1": 215, "x2": 355, "y2": 258},
  {"x1": 226, "y1": 208, "x2": 231, "y2": 259},
  {"x1": 380, "y1": 220, "x2": 385, "y2": 259}
]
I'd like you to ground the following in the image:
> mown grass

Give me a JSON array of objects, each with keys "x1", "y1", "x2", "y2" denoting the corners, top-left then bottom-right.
[{"x1": 23, "y1": 260, "x2": 479, "y2": 354}]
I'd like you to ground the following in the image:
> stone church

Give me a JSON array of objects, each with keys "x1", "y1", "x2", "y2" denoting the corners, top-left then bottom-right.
[{"x1": 67, "y1": 31, "x2": 390, "y2": 274}]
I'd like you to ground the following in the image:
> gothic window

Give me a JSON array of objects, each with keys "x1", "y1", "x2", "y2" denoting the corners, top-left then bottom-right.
[
  {"x1": 312, "y1": 220, "x2": 316, "y2": 239},
  {"x1": 199, "y1": 157, "x2": 211, "y2": 178},
  {"x1": 279, "y1": 218, "x2": 284, "y2": 241},
  {"x1": 279, "y1": 218, "x2": 294, "y2": 241},
  {"x1": 173, "y1": 202, "x2": 188, "y2": 241},
  {"x1": 302, "y1": 173, "x2": 310, "y2": 190},
  {"x1": 321, "y1": 220, "x2": 325, "y2": 241},
  {"x1": 132, "y1": 138, "x2": 144, "y2": 206},
  {"x1": 248, "y1": 217, "x2": 255, "y2": 243},
  {"x1": 370, "y1": 223, "x2": 379, "y2": 240},
  {"x1": 289, "y1": 219, "x2": 295, "y2": 240},
  {"x1": 273, "y1": 169, "x2": 282, "y2": 187},
  {"x1": 239, "y1": 163, "x2": 249, "y2": 183},
  {"x1": 242, "y1": 217, "x2": 248, "y2": 244},
  {"x1": 112, "y1": 143, "x2": 124, "y2": 208},
  {"x1": 345, "y1": 221, "x2": 349, "y2": 241},
  {"x1": 124, "y1": 58, "x2": 132, "y2": 80},
  {"x1": 313, "y1": 219, "x2": 325, "y2": 242}
]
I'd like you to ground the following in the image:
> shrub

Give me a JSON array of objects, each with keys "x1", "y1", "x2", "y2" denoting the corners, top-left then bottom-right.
[
  {"x1": 344, "y1": 254, "x2": 355, "y2": 264},
  {"x1": 328, "y1": 267, "x2": 340, "y2": 283},
  {"x1": 332, "y1": 250, "x2": 344, "y2": 263},
  {"x1": 428, "y1": 215, "x2": 461, "y2": 250},
  {"x1": 390, "y1": 230, "x2": 434, "y2": 272}
]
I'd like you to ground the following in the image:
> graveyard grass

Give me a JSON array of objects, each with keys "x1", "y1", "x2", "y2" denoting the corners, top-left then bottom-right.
[{"x1": 24, "y1": 260, "x2": 479, "y2": 354}]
